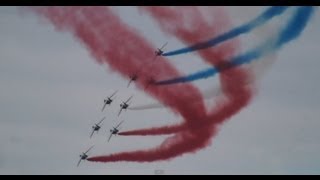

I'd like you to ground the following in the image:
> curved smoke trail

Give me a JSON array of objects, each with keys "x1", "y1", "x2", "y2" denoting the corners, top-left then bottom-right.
[
  {"x1": 89, "y1": 6, "x2": 249, "y2": 162},
  {"x1": 163, "y1": 6, "x2": 288, "y2": 56},
  {"x1": 120, "y1": 6, "x2": 249, "y2": 140},
  {"x1": 143, "y1": 6, "x2": 251, "y2": 132},
  {"x1": 120, "y1": 6, "x2": 245, "y2": 139},
  {"x1": 156, "y1": 6, "x2": 315, "y2": 85},
  {"x1": 88, "y1": 6, "x2": 244, "y2": 162}
]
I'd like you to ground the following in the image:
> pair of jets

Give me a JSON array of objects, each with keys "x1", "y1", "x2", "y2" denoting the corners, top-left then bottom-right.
[
  {"x1": 101, "y1": 90, "x2": 133, "y2": 116},
  {"x1": 127, "y1": 42, "x2": 168, "y2": 88},
  {"x1": 80, "y1": 120, "x2": 124, "y2": 167},
  {"x1": 90, "y1": 117, "x2": 124, "y2": 141}
]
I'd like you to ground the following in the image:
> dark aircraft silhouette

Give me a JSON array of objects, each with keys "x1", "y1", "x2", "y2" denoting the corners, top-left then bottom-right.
[
  {"x1": 90, "y1": 117, "x2": 105, "y2": 138},
  {"x1": 118, "y1": 96, "x2": 133, "y2": 116},
  {"x1": 77, "y1": 146, "x2": 94, "y2": 167},
  {"x1": 101, "y1": 90, "x2": 118, "y2": 112},
  {"x1": 108, "y1": 121, "x2": 124, "y2": 142}
]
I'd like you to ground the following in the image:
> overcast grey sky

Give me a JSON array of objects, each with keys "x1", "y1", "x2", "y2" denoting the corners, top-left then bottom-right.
[{"x1": 0, "y1": 6, "x2": 320, "y2": 175}]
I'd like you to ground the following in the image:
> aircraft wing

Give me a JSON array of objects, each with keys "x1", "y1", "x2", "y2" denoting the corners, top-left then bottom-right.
[
  {"x1": 118, "y1": 108, "x2": 123, "y2": 116},
  {"x1": 101, "y1": 102, "x2": 107, "y2": 112},
  {"x1": 108, "y1": 133, "x2": 113, "y2": 142},
  {"x1": 97, "y1": 117, "x2": 106, "y2": 125},
  {"x1": 125, "y1": 95, "x2": 133, "y2": 103},
  {"x1": 127, "y1": 79, "x2": 133, "y2": 88},
  {"x1": 110, "y1": 90, "x2": 118, "y2": 98},
  {"x1": 90, "y1": 130, "x2": 95, "y2": 139},
  {"x1": 85, "y1": 146, "x2": 94, "y2": 154},
  {"x1": 77, "y1": 159, "x2": 82, "y2": 167},
  {"x1": 115, "y1": 120, "x2": 124, "y2": 129},
  {"x1": 160, "y1": 42, "x2": 168, "y2": 50}
]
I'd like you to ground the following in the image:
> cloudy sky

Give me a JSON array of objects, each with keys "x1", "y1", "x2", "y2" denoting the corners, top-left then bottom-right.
[{"x1": 0, "y1": 6, "x2": 319, "y2": 175}]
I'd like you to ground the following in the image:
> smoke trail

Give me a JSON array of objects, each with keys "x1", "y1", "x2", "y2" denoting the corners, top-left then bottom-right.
[
  {"x1": 31, "y1": 6, "x2": 207, "y2": 126},
  {"x1": 31, "y1": 6, "x2": 313, "y2": 164},
  {"x1": 275, "y1": 6, "x2": 314, "y2": 48},
  {"x1": 31, "y1": 6, "x2": 220, "y2": 162},
  {"x1": 89, "y1": 127, "x2": 216, "y2": 163},
  {"x1": 119, "y1": 124, "x2": 186, "y2": 136},
  {"x1": 88, "y1": 6, "x2": 242, "y2": 163},
  {"x1": 141, "y1": 6, "x2": 251, "y2": 133},
  {"x1": 121, "y1": 6, "x2": 240, "y2": 137},
  {"x1": 95, "y1": 6, "x2": 310, "y2": 162},
  {"x1": 162, "y1": 6, "x2": 288, "y2": 56},
  {"x1": 121, "y1": 6, "x2": 249, "y2": 140},
  {"x1": 155, "y1": 6, "x2": 314, "y2": 85},
  {"x1": 88, "y1": 6, "x2": 248, "y2": 163},
  {"x1": 128, "y1": 102, "x2": 164, "y2": 110}
]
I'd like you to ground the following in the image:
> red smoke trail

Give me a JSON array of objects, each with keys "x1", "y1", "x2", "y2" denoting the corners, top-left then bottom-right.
[
  {"x1": 31, "y1": 6, "x2": 228, "y2": 162},
  {"x1": 118, "y1": 123, "x2": 186, "y2": 136},
  {"x1": 32, "y1": 6, "x2": 206, "y2": 125},
  {"x1": 88, "y1": 7, "x2": 245, "y2": 163},
  {"x1": 90, "y1": 127, "x2": 216, "y2": 162}
]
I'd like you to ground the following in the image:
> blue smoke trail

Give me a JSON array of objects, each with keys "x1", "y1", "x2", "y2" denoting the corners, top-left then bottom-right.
[
  {"x1": 156, "y1": 6, "x2": 314, "y2": 85},
  {"x1": 163, "y1": 6, "x2": 289, "y2": 57}
]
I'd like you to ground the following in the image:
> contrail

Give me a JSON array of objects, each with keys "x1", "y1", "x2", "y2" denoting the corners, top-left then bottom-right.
[
  {"x1": 162, "y1": 6, "x2": 288, "y2": 56},
  {"x1": 155, "y1": 7, "x2": 314, "y2": 85}
]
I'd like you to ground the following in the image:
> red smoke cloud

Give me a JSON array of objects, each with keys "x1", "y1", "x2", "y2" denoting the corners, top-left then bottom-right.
[{"x1": 31, "y1": 6, "x2": 252, "y2": 163}]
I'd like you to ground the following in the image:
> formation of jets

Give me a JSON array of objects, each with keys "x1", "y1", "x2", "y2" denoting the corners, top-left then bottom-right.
[{"x1": 77, "y1": 43, "x2": 168, "y2": 167}]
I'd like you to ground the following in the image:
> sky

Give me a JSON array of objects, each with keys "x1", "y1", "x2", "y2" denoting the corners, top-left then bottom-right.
[{"x1": 0, "y1": 6, "x2": 320, "y2": 175}]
